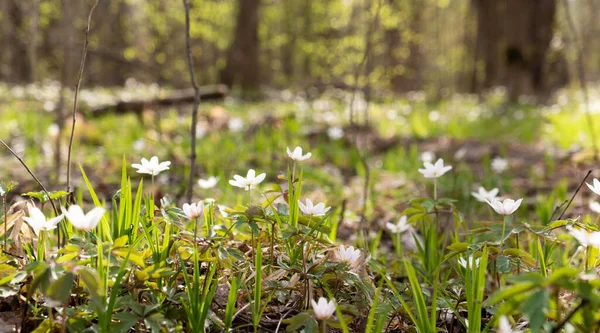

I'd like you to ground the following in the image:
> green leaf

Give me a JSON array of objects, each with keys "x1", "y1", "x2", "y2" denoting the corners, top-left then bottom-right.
[
  {"x1": 497, "y1": 255, "x2": 511, "y2": 274},
  {"x1": 504, "y1": 248, "x2": 536, "y2": 267},
  {"x1": 548, "y1": 267, "x2": 579, "y2": 285},
  {"x1": 520, "y1": 289, "x2": 548, "y2": 332},
  {"x1": 283, "y1": 312, "x2": 315, "y2": 332},
  {"x1": 113, "y1": 312, "x2": 139, "y2": 332},
  {"x1": 486, "y1": 282, "x2": 538, "y2": 306},
  {"x1": 46, "y1": 273, "x2": 74, "y2": 304},
  {"x1": 49, "y1": 191, "x2": 70, "y2": 200}
]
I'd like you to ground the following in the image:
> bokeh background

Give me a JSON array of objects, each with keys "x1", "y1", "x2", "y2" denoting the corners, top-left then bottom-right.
[{"x1": 1, "y1": 0, "x2": 599, "y2": 223}]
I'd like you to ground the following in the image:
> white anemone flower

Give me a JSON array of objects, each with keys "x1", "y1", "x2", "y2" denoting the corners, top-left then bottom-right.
[
  {"x1": 287, "y1": 146, "x2": 312, "y2": 161},
  {"x1": 386, "y1": 216, "x2": 410, "y2": 234},
  {"x1": 420, "y1": 151, "x2": 435, "y2": 163},
  {"x1": 62, "y1": 205, "x2": 106, "y2": 231},
  {"x1": 418, "y1": 158, "x2": 452, "y2": 178},
  {"x1": 498, "y1": 316, "x2": 522, "y2": 333},
  {"x1": 298, "y1": 198, "x2": 331, "y2": 216},
  {"x1": 491, "y1": 157, "x2": 508, "y2": 173},
  {"x1": 590, "y1": 200, "x2": 600, "y2": 214},
  {"x1": 23, "y1": 207, "x2": 63, "y2": 235},
  {"x1": 311, "y1": 297, "x2": 336, "y2": 320},
  {"x1": 327, "y1": 126, "x2": 344, "y2": 140},
  {"x1": 198, "y1": 176, "x2": 219, "y2": 189},
  {"x1": 457, "y1": 255, "x2": 481, "y2": 269},
  {"x1": 229, "y1": 169, "x2": 266, "y2": 191},
  {"x1": 485, "y1": 198, "x2": 523, "y2": 215},
  {"x1": 336, "y1": 245, "x2": 361, "y2": 267},
  {"x1": 587, "y1": 178, "x2": 600, "y2": 196},
  {"x1": 182, "y1": 201, "x2": 204, "y2": 219},
  {"x1": 471, "y1": 186, "x2": 499, "y2": 203},
  {"x1": 131, "y1": 156, "x2": 171, "y2": 176},
  {"x1": 566, "y1": 226, "x2": 600, "y2": 248}
]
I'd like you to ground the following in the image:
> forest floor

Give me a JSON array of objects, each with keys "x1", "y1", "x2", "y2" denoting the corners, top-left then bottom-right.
[{"x1": 2, "y1": 83, "x2": 600, "y2": 332}]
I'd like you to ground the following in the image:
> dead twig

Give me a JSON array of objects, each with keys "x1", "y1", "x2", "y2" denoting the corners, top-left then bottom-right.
[
  {"x1": 0, "y1": 140, "x2": 58, "y2": 216},
  {"x1": 557, "y1": 169, "x2": 592, "y2": 220},
  {"x1": 66, "y1": 0, "x2": 99, "y2": 195},
  {"x1": 182, "y1": 0, "x2": 202, "y2": 203}
]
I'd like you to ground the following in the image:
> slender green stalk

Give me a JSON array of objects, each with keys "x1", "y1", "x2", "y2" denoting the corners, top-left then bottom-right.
[
  {"x1": 252, "y1": 239, "x2": 263, "y2": 332},
  {"x1": 193, "y1": 217, "x2": 199, "y2": 242},
  {"x1": 318, "y1": 320, "x2": 327, "y2": 333},
  {"x1": 3, "y1": 195, "x2": 6, "y2": 252},
  {"x1": 500, "y1": 214, "x2": 512, "y2": 253}
]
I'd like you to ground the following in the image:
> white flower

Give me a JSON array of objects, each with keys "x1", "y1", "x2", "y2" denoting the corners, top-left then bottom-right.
[
  {"x1": 62, "y1": 205, "x2": 106, "y2": 231},
  {"x1": 198, "y1": 176, "x2": 219, "y2": 189},
  {"x1": 457, "y1": 255, "x2": 481, "y2": 269},
  {"x1": 229, "y1": 169, "x2": 266, "y2": 191},
  {"x1": 420, "y1": 151, "x2": 435, "y2": 163},
  {"x1": 498, "y1": 316, "x2": 522, "y2": 333},
  {"x1": 586, "y1": 178, "x2": 600, "y2": 196},
  {"x1": 0, "y1": 186, "x2": 4, "y2": 196},
  {"x1": 298, "y1": 198, "x2": 331, "y2": 216},
  {"x1": 471, "y1": 186, "x2": 499, "y2": 203},
  {"x1": 131, "y1": 156, "x2": 171, "y2": 176},
  {"x1": 311, "y1": 297, "x2": 336, "y2": 320},
  {"x1": 182, "y1": 201, "x2": 204, "y2": 219},
  {"x1": 228, "y1": 117, "x2": 244, "y2": 132},
  {"x1": 218, "y1": 205, "x2": 230, "y2": 217},
  {"x1": 454, "y1": 147, "x2": 467, "y2": 161},
  {"x1": 287, "y1": 146, "x2": 312, "y2": 161},
  {"x1": 23, "y1": 207, "x2": 63, "y2": 235},
  {"x1": 386, "y1": 216, "x2": 410, "y2": 234},
  {"x1": 590, "y1": 200, "x2": 600, "y2": 213},
  {"x1": 566, "y1": 226, "x2": 600, "y2": 248},
  {"x1": 132, "y1": 139, "x2": 145, "y2": 152},
  {"x1": 418, "y1": 158, "x2": 452, "y2": 178},
  {"x1": 485, "y1": 198, "x2": 523, "y2": 215},
  {"x1": 327, "y1": 126, "x2": 344, "y2": 140},
  {"x1": 336, "y1": 245, "x2": 361, "y2": 267},
  {"x1": 491, "y1": 157, "x2": 508, "y2": 173}
]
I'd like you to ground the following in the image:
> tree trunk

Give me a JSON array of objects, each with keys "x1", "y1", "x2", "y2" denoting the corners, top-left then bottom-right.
[
  {"x1": 386, "y1": 0, "x2": 424, "y2": 93},
  {"x1": 473, "y1": 0, "x2": 558, "y2": 99},
  {"x1": 220, "y1": 0, "x2": 261, "y2": 94}
]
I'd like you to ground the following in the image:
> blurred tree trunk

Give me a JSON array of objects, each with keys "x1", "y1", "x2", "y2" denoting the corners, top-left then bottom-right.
[
  {"x1": 0, "y1": 0, "x2": 12, "y2": 80},
  {"x1": 2, "y1": 1, "x2": 29, "y2": 82},
  {"x1": 386, "y1": 0, "x2": 423, "y2": 93},
  {"x1": 24, "y1": 0, "x2": 40, "y2": 82},
  {"x1": 280, "y1": 0, "x2": 296, "y2": 83},
  {"x1": 220, "y1": 0, "x2": 261, "y2": 93},
  {"x1": 473, "y1": 0, "x2": 557, "y2": 99}
]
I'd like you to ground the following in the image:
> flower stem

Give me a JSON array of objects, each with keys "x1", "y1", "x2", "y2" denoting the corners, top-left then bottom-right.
[
  {"x1": 151, "y1": 175, "x2": 155, "y2": 203},
  {"x1": 318, "y1": 320, "x2": 328, "y2": 333},
  {"x1": 585, "y1": 246, "x2": 589, "y2": 271},
  {"x1": 193, "y1": 217, "x2": 199, "y2": 243},
  {"x1": 500, "y1": 215, "x2": 511, "y2": 254},
  {"x1": 433, "y1": 178, "x2": 438, "y2": 200}
]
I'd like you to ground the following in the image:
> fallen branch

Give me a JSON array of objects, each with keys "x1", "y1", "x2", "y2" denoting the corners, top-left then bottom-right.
[{"x1": 86, "y1": 85, "x2": 228, "y2": 117}]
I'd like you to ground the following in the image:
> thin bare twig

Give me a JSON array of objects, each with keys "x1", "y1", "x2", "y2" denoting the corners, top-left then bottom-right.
[
  {"x1": 557, "y1": 169, "x2": 592, "y2": 220},
  {"x1": 548, "y1": 199, "x2": 568, "y2": 223},
  {"x1": 348, "y1": 0, "x2": 383, "y2": 231},
  {"x1": 0, "y1": 139, "x2": 58, "y2": 216},
  {"x1": 562, "y1": 0, "x2": 599, "y2": 160},
  {"x1": 551, "y1": 298, "x2": 588, "y2": 333},
  {"x1": 182, "y1": 0, "x2": 202, "y2": 203},
  {"x1": 66, "y1": 0, "x2": 99, "y2": 195}
]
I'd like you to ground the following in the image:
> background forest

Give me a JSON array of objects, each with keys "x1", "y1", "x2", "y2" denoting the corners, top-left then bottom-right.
[
  {"x1": 4, "y1": 1, "x2": 600, "y2": 333},
  {"x1": 2, "y1": 0, "x2": 599, "y2": 100}
]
